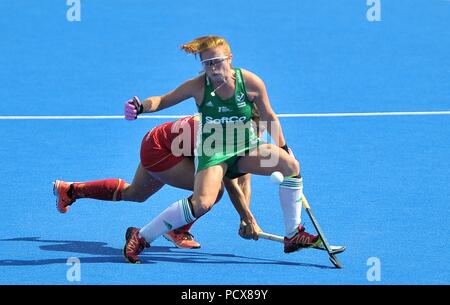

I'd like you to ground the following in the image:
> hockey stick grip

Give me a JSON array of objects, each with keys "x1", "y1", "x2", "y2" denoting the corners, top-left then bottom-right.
[{"x1": 300, "y1": 195, "x2": 311, "y2": 209}]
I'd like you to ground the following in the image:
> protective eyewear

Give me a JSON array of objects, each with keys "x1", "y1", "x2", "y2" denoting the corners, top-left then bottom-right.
[{"x1": 200, "y1": 56, "x2": 229, "y2": 68}]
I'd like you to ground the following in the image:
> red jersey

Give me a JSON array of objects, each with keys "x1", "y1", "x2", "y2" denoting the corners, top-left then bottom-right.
[{"x1": 140, "y1": 116, "x2": 198, "y2": 172}]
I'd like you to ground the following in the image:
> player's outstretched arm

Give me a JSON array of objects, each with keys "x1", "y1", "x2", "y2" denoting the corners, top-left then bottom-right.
[{"x1": 124, "y1": 77, "x2": 200, "y2": 120}]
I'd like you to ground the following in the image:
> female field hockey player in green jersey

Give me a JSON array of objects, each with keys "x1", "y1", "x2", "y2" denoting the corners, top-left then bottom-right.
[{"x1": 123, "y1": 35, "x2": 319, "y2": 263}]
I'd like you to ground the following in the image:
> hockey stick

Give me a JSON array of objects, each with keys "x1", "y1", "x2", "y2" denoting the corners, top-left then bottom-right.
[{"x1": 300, "y1": 195, "x2": 343, "y2": 268}]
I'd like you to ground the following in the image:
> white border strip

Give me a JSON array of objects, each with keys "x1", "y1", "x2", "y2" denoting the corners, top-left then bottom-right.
[
  {"x1": 0, "y1": 111, "x2": 450, "y2": 120},
  {"x1": 0, "y1": 115, "x2": 184, "y2": 120}
]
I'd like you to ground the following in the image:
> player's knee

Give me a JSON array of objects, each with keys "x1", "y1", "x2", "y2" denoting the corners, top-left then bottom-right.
[
  {"x1": 126, "y1": 194, "x2": 149, "y2": 203},
  {"x1": 133, "y1": 196, "x2": 148, "y2": 203},
  {"x1": 193, "y1": 206, "x2": 208, "y2": 218},
  {"x1": 121, "y1": 185, "x2": 149, "y2": 203},
  {"x1": 191, "y1": 197, "x2": 215, "y2": 217},
  {"x1": 280, "y1": 158, "x2": 300, "y2": 177},
  {"x1": 196, "y1": 202, "x2": 214, "y2": 217}
]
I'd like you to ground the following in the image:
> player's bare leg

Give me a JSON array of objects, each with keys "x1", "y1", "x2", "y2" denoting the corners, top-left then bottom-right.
[
  {"x1": 53, "y1": 163, "x2": 163, "y2": 213},
  {"x1": 121, "y1": 163, "x2": 165, "y2": 202},
  {"x1": 125, "y1": 164, "x2": 227, "y2": 263},
  {"x1": 190, "y1": 163, "x2": 227, "y2": 217},
  {"x1": 148, "y1": 158, "x2": 195, "y2": 191},
  {"x1": 237, "y1": 144, "x2": 298, "y2": 177},
  {"x1": 148, "y1": 158, "x2": 201, "y2": 248}
]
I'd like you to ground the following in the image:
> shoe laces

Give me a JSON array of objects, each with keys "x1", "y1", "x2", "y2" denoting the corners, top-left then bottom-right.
[
  {"x1": 291, "y1": 226, "x2": 316, "y2": 244},
  {"x1": 127, "y1": 233, "x2": 145, "y2": 254},
  {"x1": 174, "y1": 230, "x2": 195, "y2": 241}
]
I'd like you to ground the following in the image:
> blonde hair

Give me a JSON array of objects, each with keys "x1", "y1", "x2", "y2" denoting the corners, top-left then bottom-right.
[{"x1": 180, "y1": 35, "x2": 231, "y2": 57}]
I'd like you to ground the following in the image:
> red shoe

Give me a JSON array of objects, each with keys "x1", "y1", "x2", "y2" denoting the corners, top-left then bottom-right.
[
  {"x1": 284, "y1": 224, "x2": 320, "y2": 253},
  {"x1": 164, "y1": 229, "x2": 201, "y2": 249},
  {"x1": 123, "y1": 227, "x2": 148, "y2": 264},
  {"x1": 53, "y1": 180, "x2": 75, "y2": 213}
]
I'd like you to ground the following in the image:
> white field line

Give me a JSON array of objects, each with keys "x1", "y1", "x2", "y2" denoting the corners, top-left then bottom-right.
[{"x1": 1, "y1": 111, "x2": 450, "y2": 120}]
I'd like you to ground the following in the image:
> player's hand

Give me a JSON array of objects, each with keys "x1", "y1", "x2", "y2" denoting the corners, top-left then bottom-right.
[
  {"x1": 124, "y1": 96, "x2": 143, "y2": 120},
  {"x1": 239, "y1": 220, "x2": 261, "y2": 241}
]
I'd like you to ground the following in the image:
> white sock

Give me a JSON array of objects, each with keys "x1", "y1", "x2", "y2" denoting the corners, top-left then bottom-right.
[
  {"x1": 139, "y1": 198, "x2": 196, "y2": 243},
  {"x1": 279, "y1": 177, "x2": 303, "y2": 238}
]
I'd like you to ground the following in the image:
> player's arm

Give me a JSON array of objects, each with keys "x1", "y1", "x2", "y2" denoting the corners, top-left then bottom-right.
[
  {"x1": 243, "y1": 69, "x2": 287, "y2": 148},
  {"x1": 235, "y1": 174, "x2": 259, "y2": 239},
  {"x1": 141, "y1": 77, "x2": 198, "y2": 113},
  {"x1": 124, "y1": 76, "x2": 202, "y2": 119},
  {"x1": 223, "y1": 175, "x2": 261, "y2": 240}
]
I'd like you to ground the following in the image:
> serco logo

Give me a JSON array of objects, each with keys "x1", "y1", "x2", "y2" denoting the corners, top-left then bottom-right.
[{"x1": 205, "y1": 116, "x2": 247, "y2": 124}]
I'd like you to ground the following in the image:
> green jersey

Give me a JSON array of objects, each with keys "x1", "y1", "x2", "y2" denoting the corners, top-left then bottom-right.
[{"x1": 195, "y1": 68, "x2": 260, "y2": 174}]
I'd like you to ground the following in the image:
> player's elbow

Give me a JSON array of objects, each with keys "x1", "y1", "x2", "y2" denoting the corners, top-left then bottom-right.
[{"x1": 261, "y1": 112, "x2": 278, "y2": 124}]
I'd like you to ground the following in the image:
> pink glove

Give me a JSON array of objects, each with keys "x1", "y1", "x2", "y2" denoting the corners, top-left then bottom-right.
[{"x1": 124, "y1": 96, "x2": 143, "y2": 120}]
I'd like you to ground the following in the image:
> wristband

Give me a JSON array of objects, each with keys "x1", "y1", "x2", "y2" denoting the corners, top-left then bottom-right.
[{"x1": 132, "y1": 97, "x2": 144, "y2": 115}]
